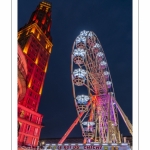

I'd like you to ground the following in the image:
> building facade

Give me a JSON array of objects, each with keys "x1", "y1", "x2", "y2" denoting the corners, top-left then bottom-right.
[
  {"x1": 18, "y1": 44, "x2": 28, "y2": 101},
  {"x1": 18, "y1": 1, "x2": 53, "y2": 147}
]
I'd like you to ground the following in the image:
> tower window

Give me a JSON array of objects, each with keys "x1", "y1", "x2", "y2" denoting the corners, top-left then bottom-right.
[
  {"x1": 43, "y1": 62, "x2": 46, "y2": 66},
  {"x1": 29, "y1": 114, "x2": 32, "y2": 121},
  {"x1": 35, "y1": 88, "x2": 38, "y2": 93},
  {"x1": 34, "y1": 128, "x2": 38, "y2": 136},
  {"x1": 31, "y1": 85, "x2": 34, "y2": 90},
  {"x1": 24, "y1": 136, "x2": 27, "y2": 144},
  {"x1": 28, "y1": 68, "x2": 32, "y2": 73},
  {"x1": 32, "y1": 101, "x2": 35, "y2": 106},
  {"x1": 29, "y1": 91, "x2": 32, "y2": 96},
  {"x1": 31, "y1": 43, "x2": 34, "y2": 47},
  {"x1": 26, "y1": 125, "x2": 30, "y2": 131}
]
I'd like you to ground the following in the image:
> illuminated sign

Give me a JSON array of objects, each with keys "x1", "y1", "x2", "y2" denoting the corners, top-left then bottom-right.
[{"x1": 40, "y1": 143, "x2": 131, "y2": 150}]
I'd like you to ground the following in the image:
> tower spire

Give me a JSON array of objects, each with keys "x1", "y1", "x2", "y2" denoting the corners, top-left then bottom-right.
[{"x1": 28, "y1": 1, "x2": 52, "y2": 41}]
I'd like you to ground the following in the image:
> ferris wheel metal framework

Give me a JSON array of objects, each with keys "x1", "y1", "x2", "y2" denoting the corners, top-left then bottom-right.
[{"x1": 58, "y1": 30, "x2": 132, "y2": 144}]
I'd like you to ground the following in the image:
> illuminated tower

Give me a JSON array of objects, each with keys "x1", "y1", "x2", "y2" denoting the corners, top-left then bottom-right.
[{"x1": 17, "y1": 1, "x2": 53, "y2": 147}]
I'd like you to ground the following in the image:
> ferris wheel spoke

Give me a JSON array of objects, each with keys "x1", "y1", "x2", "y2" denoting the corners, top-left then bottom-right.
[
  {"x1": 80, "y1": 106, "x2": 92, "y2": 122},
  {"x1": 83, "y1": 83, "x2": 95, "y2": 94}
]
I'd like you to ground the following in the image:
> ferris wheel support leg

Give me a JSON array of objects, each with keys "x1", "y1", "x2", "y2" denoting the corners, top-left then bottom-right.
[
  {"x1": 94, "y1": 122, "x2": 98, "y2": 142},
  {"x1": 58, "y1": 112, "x2": 85, "y2": 144},
  {"x1": 113, "y1": 98, "x2": 133, "y2": 136},
  {"x1": 118, "y1": 130, "x2": 121, "y2": 143},
  {"x1": 106, "y1": 93, "x2": 111, "y2": 143}
]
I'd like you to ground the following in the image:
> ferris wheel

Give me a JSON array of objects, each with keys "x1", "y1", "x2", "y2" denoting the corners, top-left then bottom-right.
[
  {"x1": 70, "y1": 30, "x2": 132, "y2": 144},
  {"x1": 58, "y1": 30, "x2": 132, "y2": 144}
]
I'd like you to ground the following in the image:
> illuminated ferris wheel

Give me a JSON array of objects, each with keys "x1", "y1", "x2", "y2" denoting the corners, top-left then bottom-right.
[
  {"x1": 58, "y1": 30, "x2": 132, "y2": 144},
  {"x1": 70, "y1": 30, "x2": 132, "y2": 144}
]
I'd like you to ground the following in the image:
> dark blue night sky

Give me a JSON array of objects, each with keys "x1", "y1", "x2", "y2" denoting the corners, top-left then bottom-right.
[{"x1": 18, "y1": 0, "x2": 132, "y2": 138}]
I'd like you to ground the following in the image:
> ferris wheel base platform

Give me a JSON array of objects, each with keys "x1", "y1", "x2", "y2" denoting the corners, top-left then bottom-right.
[{"x1": 42, "y1": 143, "x2": 131, "y2": 150}]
